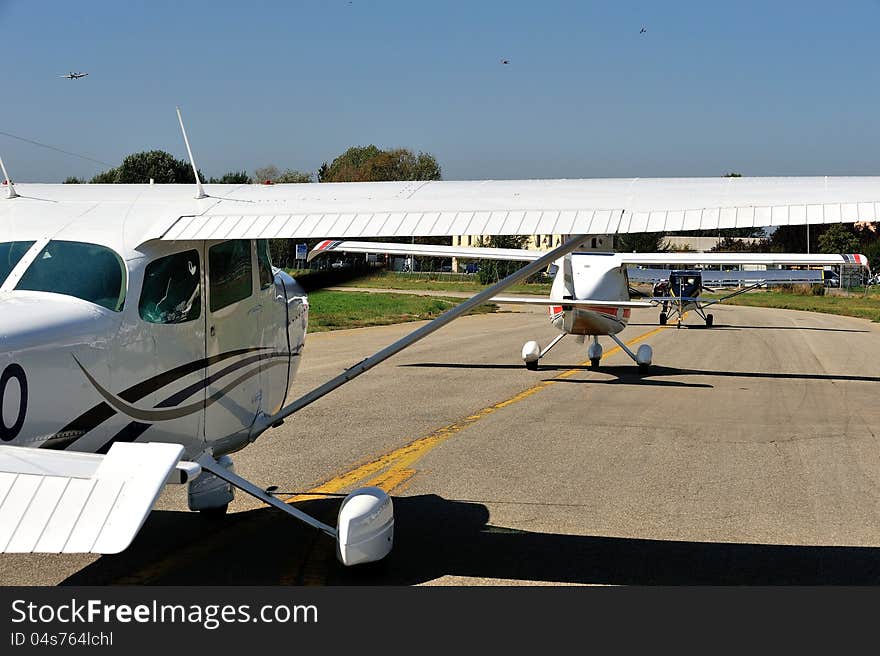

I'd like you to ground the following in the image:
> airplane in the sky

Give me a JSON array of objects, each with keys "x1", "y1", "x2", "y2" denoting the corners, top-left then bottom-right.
[
  {"x1": 0, "y1": 123, "x2": 879, "y2": 564},
  {"x1": 58, "y1": 72, "x2": 88, "y2": 80},
  {"x1": 308, "y1": 241, "x2": 869, "y2": 369}
]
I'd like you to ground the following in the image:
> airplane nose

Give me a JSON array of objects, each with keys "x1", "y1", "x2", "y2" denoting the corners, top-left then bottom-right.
[{"x1": 0, "y1": 292, "x2": 115, "y2": 353}]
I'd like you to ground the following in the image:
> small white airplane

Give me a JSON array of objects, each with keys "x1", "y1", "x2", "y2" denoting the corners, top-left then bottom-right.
[
  {"x1": 59, "y1": 72, "x2": 88, "y2": 80},
  {"x1": 629, "y1": 255, "x2": 868, "y2": 326},
  {"x1": 308, "y1": 241, "x2": 869, "y2": 370},
  {"x1": 1, "y1": 115, "x2": 879, "y2": 564}
]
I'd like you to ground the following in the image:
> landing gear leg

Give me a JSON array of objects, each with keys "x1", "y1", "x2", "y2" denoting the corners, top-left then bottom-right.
[
  {"x1": 695, "y1": 304, "x2": 713, "y2": 328},
  {"x1": 196, "y1": 455, "x2": 394, "y2": 567},
  {"x1": 607, "y1": 333, "x2": 653, "y2": 371},
  {"x1": 522, "y1": 333, "x2": 566, "y2": 370},
  {"x1": 587, "y1": 336, "x2": 603, "y2": 368}
]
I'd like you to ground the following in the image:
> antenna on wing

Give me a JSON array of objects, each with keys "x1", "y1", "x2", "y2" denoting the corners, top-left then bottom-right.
[
  {"x1": 175, "y1": 106, "x2": 206, "y2": 199},
  {"x1": 0, "y1": 154, "x2": 18, "y2": 199}
]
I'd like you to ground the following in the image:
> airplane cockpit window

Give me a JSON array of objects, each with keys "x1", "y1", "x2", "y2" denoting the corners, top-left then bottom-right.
[
  {"x1": 256, "y1": 239, "x2": 274, "y2": 290},
  {"x1": 15, "y1": 240, "x2": 126, "y2": 312},
  {"x1": 0, "y1": 241, "x2": 35, "y2": 286},
  {"x1": 208, "y1": 239, "x2": 252, "y2": 312},
  {"x1": 139, "y1": 250, "x2": 201, "y2": 324}
]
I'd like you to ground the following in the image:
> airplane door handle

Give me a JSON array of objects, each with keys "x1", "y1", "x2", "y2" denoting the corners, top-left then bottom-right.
[{"x1": 210, "y1": 325, "x2": 216, "y2": 337}]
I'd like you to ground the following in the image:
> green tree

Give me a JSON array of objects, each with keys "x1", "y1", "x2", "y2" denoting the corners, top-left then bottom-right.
[
  {"x1": 615, "y1": 232, "x2": 668, "y2": 252},
  {"x1": 862, "y1": 239, "x2": 880, "y2": 272},
  {"x1": 117, "y1": 150, "x2": 200, "y2": 183},
  {"x1": 90, "y1": 168, "x2": 119, "y2": 183},
  {"x1": 63, "y1": 176, "x2": 85, "y2": 184},
  {"x1": 274, "y1": 169, "x2": 313, "y2": 183},
  {"x1": 320, "y1": 145, "x2": 441, "y2": 182},
  {"x1": 208, "y1": 171, "x2": 251, "y2": 184},
  {"x1": 710, "y1": 236, "x2": 771, "y2": 252},
  {"x1": 253, "y1": 165, "x2": 280, "y2": 183},
  {"x1": 89, "y1": 150, "x2": 201, "y2": 183},
  {"x1": 768, "y1": 225, "x2": 813, "y2": 252},
  {"x1": 476, "y1": 235, "x2": 530, "y2": 284},
  {"x1": 818, "y1": 223, "x2": 860, "y2": 254}
]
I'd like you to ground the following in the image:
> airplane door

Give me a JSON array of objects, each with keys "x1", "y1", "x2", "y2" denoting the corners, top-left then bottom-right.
[
  {"x1": 204, "y1": 239, "x2": 264, "y2": 445},
  {"x1": 102, "y1": 245, "x2": 206, "y2": 454},
  {"x1": 255, "y1": 239, "x2": 291, "y2": 415}
]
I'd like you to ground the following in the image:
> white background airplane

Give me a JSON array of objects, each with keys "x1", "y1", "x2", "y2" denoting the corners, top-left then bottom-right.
[
  {"x1": 309, "y1": 241, "x2": 869, "y2": 370},
  {"x1": 1, "y1": 137, "x2": 879, "y2": 565},
  {"x1": 58, "y1": 71, "x2": 88, "y2": 80}
]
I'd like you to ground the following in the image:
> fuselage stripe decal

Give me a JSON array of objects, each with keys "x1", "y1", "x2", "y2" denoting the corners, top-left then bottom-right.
[
  {"x1": 95, "y1": 352, "x2": 289, "y2": 454},
  {"x1": 41, "y1": 347, "x2": 273, "y2": 449}
]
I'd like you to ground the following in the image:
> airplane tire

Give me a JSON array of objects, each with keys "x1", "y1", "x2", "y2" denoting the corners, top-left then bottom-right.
[
  {"x1": 706, "y1": 314, "x2": 714, "y2": 328},
  {"x1": 638, "y1": 363, "x2": 651, "y2": 373},
  {"x1": 200, "y1": 504, "x2": 229, "y2": 519},
  {"x1": 659, "y1": 313, "x2": 667, "y2": 325},
  {"x1": 525, "y1": 360, "x2": 539, "y2": 371},
  {"x1": 590, "y1": 358, "x2": 600, "y2": 368}
]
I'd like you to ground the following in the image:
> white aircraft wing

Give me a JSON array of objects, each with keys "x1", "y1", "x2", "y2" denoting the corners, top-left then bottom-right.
[
  {"x1": 628, "y1": 267, "x2": 826, "y2": 285},
  {"x1": 491, "y1": 296, "x2": 653, "y2": 308},
  {"x1": 156, "y1": 176, "x2": 880, "y2": 241},
  {"x1": 0, "y1": 442, "x2": 188, "y2": 554},
  {"x1": 618, "y1": 253, "x2": 868, "y2": 266},
  {"x1": 307, "y1": 240, "x2": 541, "y2": 262}
]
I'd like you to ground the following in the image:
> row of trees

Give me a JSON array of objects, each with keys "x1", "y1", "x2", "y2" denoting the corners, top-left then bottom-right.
[
  {"x1": 67, "y1": 144, "x2": 443, "y2": 186},
  {"x1": 65, "y1": 146, "x2": 444, "y2": 267}
]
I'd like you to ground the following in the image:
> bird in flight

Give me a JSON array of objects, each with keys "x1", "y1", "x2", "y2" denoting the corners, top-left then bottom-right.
[{"x1": 59, "y1": 71, "x2": 88, "y2": 80}]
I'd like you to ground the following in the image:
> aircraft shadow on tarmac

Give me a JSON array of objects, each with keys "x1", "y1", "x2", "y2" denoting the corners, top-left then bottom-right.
[
  {"x1": 626, "y1": 322, "x2": 869, "y2": 333},
  {"x1": 548, "y1": 365, "x2": 880, "y2": 387},
  {"x1": 62, "y1": 494, "x2": 880, "y2": 586},
  {"x1": 403, "y1": 363, "x2": 880, "y2": 388}
]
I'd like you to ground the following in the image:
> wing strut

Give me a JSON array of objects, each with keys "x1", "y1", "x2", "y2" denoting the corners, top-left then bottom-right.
[
  {"x1": 0, "y1": 154, "x2": 17, "y2": 199},
  {"x1": 249, "y1": 232, "x2": 594, "y2": 440},
  {"x1": 196, "y1": 454, "x2": 336, "y2": 537}
]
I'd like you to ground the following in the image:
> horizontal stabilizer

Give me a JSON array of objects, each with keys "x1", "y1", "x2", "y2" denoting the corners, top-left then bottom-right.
[
  {"x1": 491, "y1": 295, "x2": 653, "y2": 308},
  {"x1": 0, "y1": 442, "x2": 185, "y2": 554}
]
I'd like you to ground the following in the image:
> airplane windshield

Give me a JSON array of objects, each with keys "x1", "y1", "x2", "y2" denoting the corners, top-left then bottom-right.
[
  {"x1": 0, "y1": 241, "x2": 35, "y2": 286},
  {"x1": 15, "y1": 240, "x2": 127, "y2": 312}
]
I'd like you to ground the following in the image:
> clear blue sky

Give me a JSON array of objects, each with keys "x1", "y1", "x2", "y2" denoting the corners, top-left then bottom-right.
[{"x1": 3, "y1": 0, "x2": 880, "y2": 182}]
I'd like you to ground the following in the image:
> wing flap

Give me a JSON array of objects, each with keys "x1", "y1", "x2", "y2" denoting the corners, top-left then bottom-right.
[
  {"x1": 150, "y1": 176, "x2": 880, "y2": 242},
  {"x1": 0, "y1": 442, "x2": 184, "y2": 554}
]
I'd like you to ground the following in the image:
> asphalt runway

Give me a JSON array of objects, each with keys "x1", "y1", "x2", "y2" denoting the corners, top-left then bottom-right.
[{"x1": 3, "y1": 303, "x2": 880, "y2": 585}]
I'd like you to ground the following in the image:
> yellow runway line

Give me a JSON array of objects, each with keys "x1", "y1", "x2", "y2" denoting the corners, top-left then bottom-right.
[
  {"x1": 287, "y1": 322, "x2": 670, "y2": 501},
  {"x1": 118, "y1": 321, "x2": 670, "y2": 584}
]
